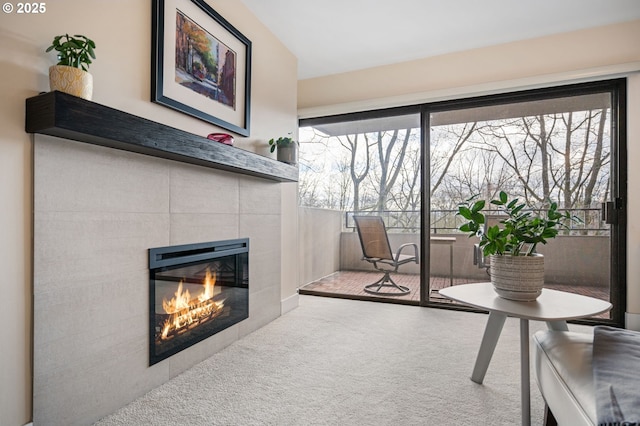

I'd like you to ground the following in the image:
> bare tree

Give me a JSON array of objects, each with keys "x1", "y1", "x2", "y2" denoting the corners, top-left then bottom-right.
[
  {"x1": 388, "y1": 141, "x2": 421, "y2": 220},
  {"x1": 466, "y1": 108, "x2": 610, "y2": 211},
  {"x1": 334, "y1": 158, "x2": 352, "y2": 210},
  {"x1": 339, "y1": 133, "x2": 373, "y2": 212},
  {"x1": 553, "y1": 109, "x2": 611, "y2": 231},
  {"x1": 299, "y1": 102, "x2": 611, "y2": 236},
  {"x1": 369, "y1": 129, "x2": 413, "y2": 212},
  {"x1": 430, "y1": 122, "x2": 477, "y2": 199}
]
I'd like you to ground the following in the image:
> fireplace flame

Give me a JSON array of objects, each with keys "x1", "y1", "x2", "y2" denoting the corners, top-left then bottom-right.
[
  {"x1": 199, "y1": 269, "x2": 215, "y2": 302},
  {"x1": 160, "y1": 269, "x2": 225, "y2": 340}
]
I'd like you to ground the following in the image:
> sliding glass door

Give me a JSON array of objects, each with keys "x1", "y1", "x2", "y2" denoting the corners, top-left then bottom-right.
[
  {"x1": 425, "y1": 79, "x2": 626, "y2": 325},
  {"x1": 298, "y1": 109, "x2": 423, "y2": 302},
  {"x1": 298, "y1": 79, "x2": 626, "y2": 326}
]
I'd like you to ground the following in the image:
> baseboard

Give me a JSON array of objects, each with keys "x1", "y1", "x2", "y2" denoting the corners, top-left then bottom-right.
[
  {"x1": 626, "y1": 312, "x2": 640, "y2": 331},
  {"x1": 24, "y1": 423, "x2": 33, "y2": 426},
  {"x1": 281, "y1": 292, "x2": 299, "y2": 315}
]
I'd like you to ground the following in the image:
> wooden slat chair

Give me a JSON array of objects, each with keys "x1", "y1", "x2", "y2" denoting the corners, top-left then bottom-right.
[{"x1": 353, "y1": 215, "x2": 419, "y2": 295}]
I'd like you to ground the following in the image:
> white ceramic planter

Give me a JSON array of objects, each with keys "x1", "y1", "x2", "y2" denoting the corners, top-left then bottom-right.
[
  {"x1": 489, "y1": 253, "x2": 544, "y2": 301},
  {"x1": 49, "y1": 65, "x2": 93, "y2": 100}
]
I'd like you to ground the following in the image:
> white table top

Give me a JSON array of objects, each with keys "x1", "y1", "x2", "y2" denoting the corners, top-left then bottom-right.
[{"x1": 439, "y1": 282, "x2": 612, "y2": 321}]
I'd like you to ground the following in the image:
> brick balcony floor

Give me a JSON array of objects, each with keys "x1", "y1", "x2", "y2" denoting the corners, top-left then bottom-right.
[{"x1": 299, "y1": 271, "x2": 611, "y2": 318}]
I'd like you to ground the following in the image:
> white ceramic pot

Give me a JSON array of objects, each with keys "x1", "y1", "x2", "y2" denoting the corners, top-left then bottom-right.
[
  {"x1": 49, "y1": 65, "x2": 93, "y2": 100},
  {"x1": 489, "y1": 253, "x2": 544, "y2": 301}
]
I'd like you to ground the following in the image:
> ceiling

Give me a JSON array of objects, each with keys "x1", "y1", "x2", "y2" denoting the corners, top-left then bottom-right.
[{"x1": 240, "y1": 0, "x2": 640, "y2": 80}]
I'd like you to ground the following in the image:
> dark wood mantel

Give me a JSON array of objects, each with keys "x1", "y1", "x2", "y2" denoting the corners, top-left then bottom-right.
[{"x1": 25, "y1": 91, "x2": 298, "y2": 182}]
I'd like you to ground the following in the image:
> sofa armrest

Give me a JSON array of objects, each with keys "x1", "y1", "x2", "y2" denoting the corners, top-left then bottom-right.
[{"x1": 533, "y1": 330, "x2": 596, "y2": 426}]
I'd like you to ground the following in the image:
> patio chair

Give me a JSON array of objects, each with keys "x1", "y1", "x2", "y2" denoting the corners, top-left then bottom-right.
[{"x1": 353, "y1": 215, "x2": 419, "y2": 295}]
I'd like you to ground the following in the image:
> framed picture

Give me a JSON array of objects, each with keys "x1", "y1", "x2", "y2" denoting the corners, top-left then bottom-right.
[{"x1": 152, "y1": 0, "x2": 251, "y2": 136}]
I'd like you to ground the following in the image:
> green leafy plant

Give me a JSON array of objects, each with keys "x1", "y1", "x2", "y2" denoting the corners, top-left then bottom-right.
[
  {"x1": 457, "y1": 191, "x2": 578, "y2": 257},
  {"x1": 268, "y1": 135, "x2": 296, "y2": 153},
  {"x1": 46, "y1": 34, "x2": 96, "y2": 72}
]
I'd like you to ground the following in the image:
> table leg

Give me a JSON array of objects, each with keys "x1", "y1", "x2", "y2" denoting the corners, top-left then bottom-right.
[
  {"x1": 546, "y1": 320, "x2": 568, "y2": 331},
  {"x1": 520, "y1": 319, "x2": 530, "y2": 426},
  {"x1": 449, "y1": 244, "x2": 453, "y2": 287},
  {"x1": 471, "y1": 311, "x2": 506, "y2": 384}
]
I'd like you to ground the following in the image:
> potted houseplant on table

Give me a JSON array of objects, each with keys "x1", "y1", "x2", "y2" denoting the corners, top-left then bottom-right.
[
  {"x1": 268, "y1": 135, "x2": 298, "y2": 165},
  {"x1": 457, "y1": 191, "x2": 576, "y2": 301},
  {"x1": 46, "y1": 33, "x2": 96, "y2": 100}
]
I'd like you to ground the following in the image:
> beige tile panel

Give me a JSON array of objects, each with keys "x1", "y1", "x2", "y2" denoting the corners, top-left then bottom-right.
[
  {"x1": 240, "y1": 213, "x2": 281, "y2": 294},
  {"x1": 34, "y1": 136, "x2": 170, "y2": 213},
  {"x1": 238, "y1": 285, "x2": 281, "y2": 338},
  {"x1": 33, "y1": 138, "x2": 285, "y2": 425},
  {"x1": 33, "y1": 211, "x2": 169, "y2": 290},
  {"x1": 34, "y1": 344, "x2": 169, "y2": 426},
  {"x1": 169, "y1": 213, "x2": 239, "y2": 245},
  {"x1": 239, "y1": 176, "x2": 281, "y2": 215},
  {"x1": 169, "y1": 163, "x2": 239, "y2": 214}
]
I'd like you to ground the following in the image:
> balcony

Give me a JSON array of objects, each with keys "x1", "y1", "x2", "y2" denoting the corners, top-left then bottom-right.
[{"x1": 297, "y1": 207, "x2": 610, "y2": 311}]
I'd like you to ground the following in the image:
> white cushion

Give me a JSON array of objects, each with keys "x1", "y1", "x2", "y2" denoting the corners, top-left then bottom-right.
[{"x1": 532, "y1": 330, "x2": 596, "y2": 426}]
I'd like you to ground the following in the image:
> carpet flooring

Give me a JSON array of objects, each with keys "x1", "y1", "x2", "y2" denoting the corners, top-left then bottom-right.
[{"x1": 95, "y1": 295, "x2": 592, "y2": 425}]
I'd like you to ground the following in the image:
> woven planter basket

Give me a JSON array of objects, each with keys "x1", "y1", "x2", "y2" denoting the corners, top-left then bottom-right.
[{"x1": 489, "y1": 254, "x2": 544, "y2": 301}]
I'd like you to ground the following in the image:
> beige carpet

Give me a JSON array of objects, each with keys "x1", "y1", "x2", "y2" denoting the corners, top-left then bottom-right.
[{"x1": 95, "y1": 295, "x2": 591, "y2": 425}]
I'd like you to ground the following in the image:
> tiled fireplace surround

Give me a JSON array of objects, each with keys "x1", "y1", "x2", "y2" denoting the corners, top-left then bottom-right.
[{"x1": 33, "y1": 135, "x2": 283, "y2": 425}]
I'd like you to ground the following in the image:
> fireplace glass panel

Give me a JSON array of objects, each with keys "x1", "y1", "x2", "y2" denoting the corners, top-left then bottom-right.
[{"x1": 149, "y1": 239, "x2": 249, "y2": 365}]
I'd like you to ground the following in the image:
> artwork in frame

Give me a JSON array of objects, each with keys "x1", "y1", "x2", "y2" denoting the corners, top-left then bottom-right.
[{"x1": 152, "y1": 0, "x2": 251, "y2": 136}]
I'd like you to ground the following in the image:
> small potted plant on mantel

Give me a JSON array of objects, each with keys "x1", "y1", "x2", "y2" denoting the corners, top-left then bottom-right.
[
  {"x1": 457, "y1": 191, "x2": 578, "y2": 301},
  {"x1": 46, "y1": 33, "x2": 96, "y2": 100},
  {"x1": 268, "y1": 134, "x2": 298, "y2": 165}
]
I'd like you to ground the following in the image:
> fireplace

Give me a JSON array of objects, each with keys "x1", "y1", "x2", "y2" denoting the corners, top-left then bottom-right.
[
  {"x1": 32, "y1": 133, "x2": 284, "y2": 425},
  {"x1": 149, "y1": 239, "x2": 249, "y2": 365}
]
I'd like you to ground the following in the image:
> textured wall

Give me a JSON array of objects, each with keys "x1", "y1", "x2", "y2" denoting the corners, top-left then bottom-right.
[
  {"x1": 33, "y1": 136, "x2": 282, "y2": 425},
  {"x1": 0, "y1": 1, "x2": 297, "y2": 424},
  {"x1": 298, "y1": 207, "x2": 343, "y2": 285}
]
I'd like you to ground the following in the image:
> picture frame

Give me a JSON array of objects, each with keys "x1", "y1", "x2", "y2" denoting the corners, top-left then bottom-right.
[{"x1": 152, "y1": 0, "x2": 251, "y2": 136}]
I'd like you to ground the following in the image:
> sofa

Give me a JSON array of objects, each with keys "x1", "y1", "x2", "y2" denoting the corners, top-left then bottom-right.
[
  {"x1": 533, "y1": 327, "x2": 640, "y2": 426},
  {"x1": 533, "y1": 330, "x2": 596, "y2": 425}
]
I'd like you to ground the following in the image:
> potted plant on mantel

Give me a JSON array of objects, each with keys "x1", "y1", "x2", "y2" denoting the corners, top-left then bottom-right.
[
  {"x1": 457, "y1": 191, "x2": 578, "y2": 301},
  {"x1": 268, "y1": 135, "x2": 298, "y2": 165},
  {"x1": 46, "y1": 33, "x2": 96, "y2": 100}
]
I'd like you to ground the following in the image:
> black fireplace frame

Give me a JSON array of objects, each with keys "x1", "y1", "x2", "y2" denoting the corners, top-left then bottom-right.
[{"x1": 148, "y1": 238, "x2": 249, "y2": 365}]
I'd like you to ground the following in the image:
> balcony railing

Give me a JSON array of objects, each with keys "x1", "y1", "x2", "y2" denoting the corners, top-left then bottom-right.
[
  {"x1": 345, "y1": 208, "x2": 609, "y2": 235},
  {"x1": 300, "y1": 206, "x2": 610, "y2": 296}
]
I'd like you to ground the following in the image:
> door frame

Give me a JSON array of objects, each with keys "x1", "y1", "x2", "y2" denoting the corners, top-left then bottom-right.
[{"x1": 419, "y1": 78, "x2": 627, "y2": 327}]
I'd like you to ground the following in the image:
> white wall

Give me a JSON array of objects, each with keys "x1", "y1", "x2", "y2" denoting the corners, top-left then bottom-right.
[
  {"x1": 298, "y1": 20, "x2": 640, "y2": 116},
  {"x1": 626, "y1": 73, "x2": 640, "y2": 329},
  {"x1": 0, "y1": 1, "x2": 297, "y2": 424},
  {"x1": 298, "y1": 207, "x2": 343, "y2": 286},
  {"x1": 298, "y1": 20, "x2": 640, "y2": 328}
]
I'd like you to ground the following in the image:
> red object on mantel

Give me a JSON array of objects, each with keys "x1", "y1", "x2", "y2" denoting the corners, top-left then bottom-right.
[{"x1": 207, "y1": 133, "x2": 234, "y2": 146}]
